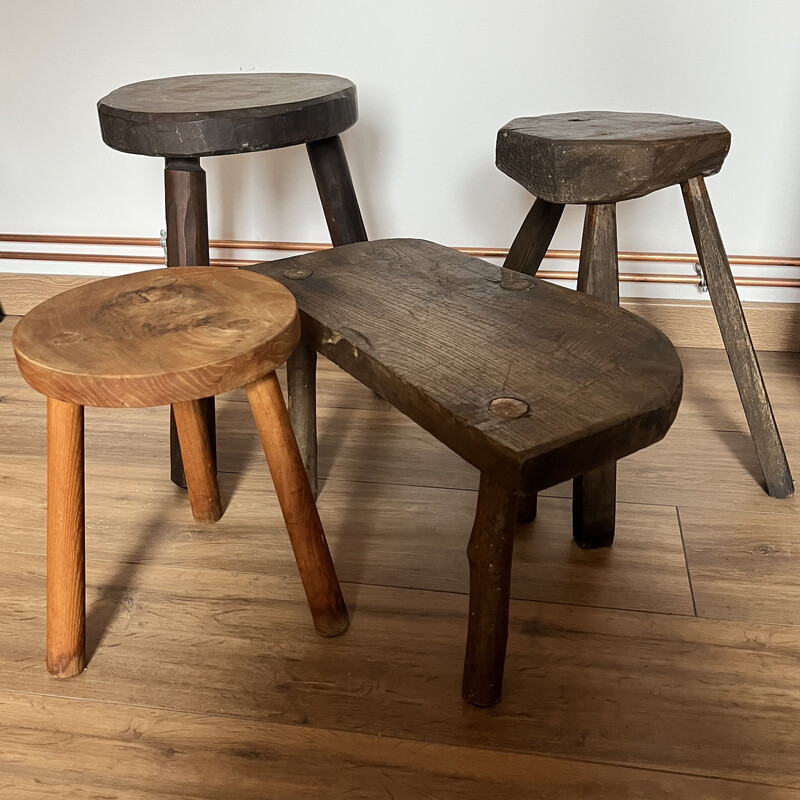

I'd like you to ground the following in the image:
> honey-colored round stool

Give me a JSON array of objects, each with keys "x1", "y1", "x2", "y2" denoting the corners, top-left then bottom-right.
[{"x1": 12, "y1": 266, "x2": 348, "y2": 678}]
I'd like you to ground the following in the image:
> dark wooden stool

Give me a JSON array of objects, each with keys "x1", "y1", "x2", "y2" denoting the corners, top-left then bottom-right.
[
  {"x1": 497, "y1": 111, "x2": 793, "y2": 546},
  {"x1": 97, "y1": 73, "x2": 368, "y2": 489},
  {"x1": 248, "y1": 238, "x2": 683, "y2": 706},
  {"x1": 12, "y1": 267, "x2": 348, "y2": 679}
]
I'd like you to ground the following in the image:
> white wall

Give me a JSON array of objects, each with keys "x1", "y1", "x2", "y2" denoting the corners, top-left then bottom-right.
[{"x1": 3, "y1": 0, "x2": 800, "y2": 300}]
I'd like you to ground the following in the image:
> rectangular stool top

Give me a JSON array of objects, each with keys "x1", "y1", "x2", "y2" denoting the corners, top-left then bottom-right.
[{"x1": 249, "y1": 239, "x2": 682, "y2": 492}]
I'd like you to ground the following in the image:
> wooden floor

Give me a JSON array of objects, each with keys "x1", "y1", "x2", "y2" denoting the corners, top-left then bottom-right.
[{"x1": 2, "y1": 313, "x2": 800, "y2": 798}]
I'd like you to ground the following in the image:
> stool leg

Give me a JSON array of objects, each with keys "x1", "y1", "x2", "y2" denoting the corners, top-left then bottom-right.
[
  {"x1": 503, "y1": 197, "x2": 565, "y2": 276},
  {"x1": 463, "y1": 473, "x2": 518, "y2": 707},
  {"x1": 291, "y1": 135, "x2": 369, "y2": 492},
  {"x1": 506, "y1": 199, "x2": 565, "y2": 521},
  {"x1": 573, "y1": 203, "x2": 620, "y2": 548},
  {"x1": 682, "y1": 176, "x2": 793, "y2": 498},
  {"x1": 165, "y1": 157, "x2": 215, "y2": 490},
  {"x1": 47, "y1": 397, "x2": 85, "y2": 678},
  {"x1": 172, "y1": 399, "x2": 223, "y2": 524},
  {"x1": 516, "y1": 492, "x2": 537, "y2": 524},
  {"x1": 306, "y1": 135, "x2": 368, "y2": 247},
  {"x1": 287, "y1": 339, "x2": 318, "y2": 498},
  {"x1": 246, "y1": 371, "x2": 349, "y2": 637}
]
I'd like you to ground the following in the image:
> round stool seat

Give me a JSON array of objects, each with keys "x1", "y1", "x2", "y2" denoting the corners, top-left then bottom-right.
[
  {"x1": 497, "y1": 111, "x2": 731, "y2": 204},
  {"x1": 13, "y1": 267, "x2": 299, "y2": 407},
  {"x1": 97, "y1": 73, "x2": 358, "y2": 157}
]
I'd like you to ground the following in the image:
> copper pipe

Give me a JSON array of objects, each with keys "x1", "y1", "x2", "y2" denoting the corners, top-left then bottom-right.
[
  {"x1": 2, "y1": 232, "x2": 800, "y2": 268},
  {"x1": 3, "y1": 248, "x2": 800, "y2": 288}
]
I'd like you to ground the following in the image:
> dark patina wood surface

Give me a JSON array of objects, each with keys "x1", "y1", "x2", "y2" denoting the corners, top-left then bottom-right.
[
  {"x1": 98, "y1": 73, "x2": 358, "y2": 157},
  {"x1": 497, "y1": 111, "x2": 730, "y2": 204},
  {"x1": 249, "y1": 239, "x2": 682, "y2": 495},
  {"x1": 249, "y1": 238, "x2": 682, "y2": 705}
]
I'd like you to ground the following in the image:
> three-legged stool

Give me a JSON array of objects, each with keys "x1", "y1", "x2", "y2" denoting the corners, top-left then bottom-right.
[
  {"x1": 98, "y1": 73, "x2": 368, "y2": 490},
  {"x1": 12, "y1": 267, "x2": 348, "y2": 678},
  {"x1": 496, "y1": 111, "x2": 793, "y2": 546}
]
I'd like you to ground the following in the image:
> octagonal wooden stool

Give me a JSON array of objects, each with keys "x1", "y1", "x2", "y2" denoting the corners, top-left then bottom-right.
[
  {"x1": 497, "y1": 111, "x2": 793, "y2": 546},
  {"x1": 98, "y1": 73, "x2": 368, "y2": 490},
  {"x1": 12, "y1": 267, "x2": 348, "y2": 678}
]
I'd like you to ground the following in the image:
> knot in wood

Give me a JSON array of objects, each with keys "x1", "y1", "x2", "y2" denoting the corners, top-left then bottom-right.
[
  {"x1": 489, "y1": 397, "x2": 528, "y2": 418},
  {"x1": 283, "y1": 268, "x2": 312, "y2": 280},
  {"x1": 499, "y1": 269, "x2": 532, "y2": 291}
]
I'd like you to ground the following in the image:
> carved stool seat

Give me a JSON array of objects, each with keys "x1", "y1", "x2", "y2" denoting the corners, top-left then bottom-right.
[
  {"x1": 497, "y1": 111, "x2": 731, "y2": 204},
  {"x1": 12, "y1": 267, "x2": 348, "y2": 679},
  {"x1": 98, "y1": 73, "x2": 368, "y2": 488},
  {"x1": 249, "y1": 238, "x2": 683, "y2": 706},
  {"x1": 497, "y1": 110, "x2": 793, "y2": 548}
]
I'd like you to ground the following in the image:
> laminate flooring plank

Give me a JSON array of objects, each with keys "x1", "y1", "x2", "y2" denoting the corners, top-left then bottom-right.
[
  {"x1": 0, "y1": 454, "x2": 692, "y2": 615},
  {"x1": 680, "y1": 505, "x2": 800, "y2": 625},
  {"x1": 2, "y1": 692, "x2": 793, "y2": 800},
  {"x1": 9, "y1": 381, "x2": 800, "y2": 516},
  {"x1": 1, "y1": 552, "x2": 800, "y2": 788},
  {"x1": 673, "y1": 347, "x2": 800, "y2": 435}
]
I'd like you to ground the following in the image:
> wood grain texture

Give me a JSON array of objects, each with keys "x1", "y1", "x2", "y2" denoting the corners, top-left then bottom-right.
[
  {"x1": 293, "y1": 133, "x2": 368, "y2": 491},
  {"x1": 306, "y1": 134, "x2": 368, "y2": 247},
  {"x1": 165, "y1": 157, "x2": 213, "y2": 489},
  {"x1": 463, "y1": 474, "x2": 518, "y2": 706},
  {"x1": 682, "y1": 176, "x2": 793, "y2": 498},
  {"x1": 246, "y1": 371, "x2": 348, "y2": 637},
  {"x1": 4, "y1": 551, "x2": 800, "y2": 790},
  {"x1": 249, "y1": 239, "x2": 683, "y2": 494},
  {"x1": 287, "y1": 338, "x2": 318, "y2": 497},
  {"x1": 98, "y1": 73, "x2": 358, "y2": 157},
  {"x1": 497, "y1": 111, "x2": 730, "y2": 203},
  {"x1": 172, "y1": 398, "x2": 222, "y2": 523},
  {"x1": 679, "y1": 504, "x2": 800, "y2": 625},
  {"x1": 4, "y1": 315, "x2": 800, "y2": 793},
  {"x1": 7, "y1": 273, "x2": 800, "y2": 352},
  {"x1": 12, "y1": 267, "x2": 299, "y2": 407},
  {"x1": 572, "y1": 203, "x2": 621, "y2": 548},
  {"x1": 503, "y1": 196, "x2": 565, "y2": 275},
  {"x1": 4, "y1": 692, "x2": 795, "y2": 800},
  {"x1": 46, "y1": 397, "x2": 85, "y2": 678}
]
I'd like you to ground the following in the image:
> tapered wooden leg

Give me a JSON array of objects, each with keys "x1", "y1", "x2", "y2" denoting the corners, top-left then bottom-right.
[
  {"x1": 506, "y1": 199, "x2": 565, "y2": 520},
  {"x1": 246, "y1": 371, "x2": 348, "y2": 637},
  {"x1": 463, "y1": 474, "x2": 518, "y2": 707},
  {"x1": 503, "y1": 197, "x2": 565, "y2": 276},
  {"x1": 165, "y1": 157, "x2": 215, "y2": 490},
  {"x1": 172, "y1": 398, "x2": 223, "y2": 524},
  {"x1": 306, "y1": 135, "x2": 368, "y2": 248},
  {"x1": 682, "y1": 176, "x2": 793, "y2": 498},
  {"x1": 47, "y1": 397, "x2": 85, "y2": 678},
  {"x1": 287, "y1": 338, "x2": 318, "y2": 497},
  {"x1": 297, "y1": 135, "x2": 369, "y2": 492},
  {"x1": 573, "y1": 204, "x2": 620, "y2": 547}
]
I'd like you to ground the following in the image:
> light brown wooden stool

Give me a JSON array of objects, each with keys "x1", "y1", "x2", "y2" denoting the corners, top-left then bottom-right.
[
  {"x1": 497, "y1": 111, "x2": 793, "y2": 546},
  {"x1": 12, "y1": 266, "x2": 348, "y2": 678}
]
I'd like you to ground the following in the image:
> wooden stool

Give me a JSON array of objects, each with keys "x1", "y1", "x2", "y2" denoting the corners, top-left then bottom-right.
[
  {"x1": 12, "y1": 267, "x2": 348, "y2": 679},
  {"x1": 98, "y1": 73, "x2": 368, "y2": 490},
  {"x1": 249, "y1": 238, "x2": 683, "y2": 706},
  {"x1": 497, "y1": 111, "x2": 793, "y2": 546}
]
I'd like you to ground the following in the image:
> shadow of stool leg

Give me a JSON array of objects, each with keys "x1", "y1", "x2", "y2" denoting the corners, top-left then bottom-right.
[
  {"x1": 682, "y1": 176, "x2": 793, "y2": 499},
  {"x1": 164, "y1": 157, "x2": 215, "y2": 490}
]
